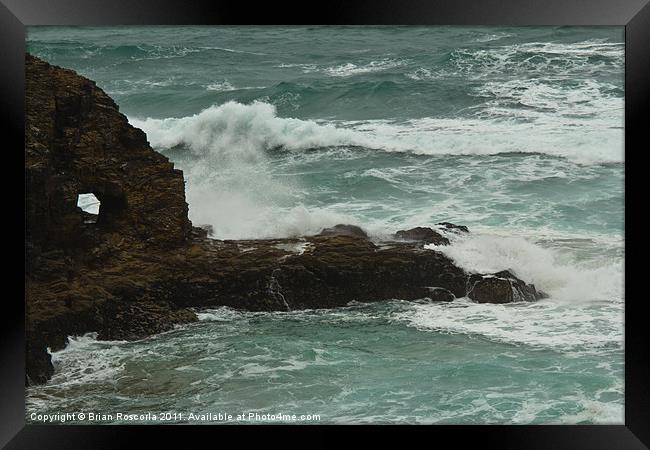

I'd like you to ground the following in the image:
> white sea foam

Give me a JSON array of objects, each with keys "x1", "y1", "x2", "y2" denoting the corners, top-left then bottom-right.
[
  {"x1": 130, "y1": 102, "x2": 363, "y2": 239},
  {"x1": 195, "y1": 306, "x2": 244, "y2": 322},
  {"x1": 472, "y1": 32, "x2": 512, "y2": 43},
  {"x1": 395, "y1": 229, "x2": 625, "y2": 351},
  {"x1": 45, "y1": 333, "x2": 128, "y2": 387},
  {"x1": 448, "y1": 39, "x2": 624, "y2": 78},
  {"x1": 130, "y1": 100, "x2": 624, "y2": 166},
  {"x1": 377, "y1": 222, "x2": 627, "y2": 353},
  {"x1": 551, "y1": 397, "x2": 624, "y2": 424},
  {"x1": 396, "y1": 296, "x2": 622, "y2": 352},
  {"x1": 323, "y1": 59, "x2": 406, "y2": 77},
  {"x1": 344, "y1": 117, "x2": 623, "y2": 164},
  {"x1": 405, "y1": 39, "x2": 623, "y2": 85},
  {"x1": 276, "y1": 63, "x2": 318, "y2": 71},
  {"x1": 130, "y1": 101, "x2": 355, "y2": 163},
  {"x1": 179, "y1": 145, "x2": 358, "y2": 239},
  {"x1": 198, "y1": 46, "x2": 266, "y2": 56},
  {"x1": 405, "y1": 68, "x2": 435, "y2": 81},
  {"x1": 509, "y1": 394, "x2": 623, "y2": 424},
  {"x1": 185, "y1": 180, "x2": 355, "y2": 239},
  {"x1": 128, "y1": 45, "x2": 202, "y2": 61},
  {"x1": 277, "y1": 59, "x2": 406, "y2": 77},
  {"x1": 426, "y1": 230, "x2": 623, "y2": 302},
  {"x1": 206, "y1": 81, "x2": 236, "y2": 92},
  {"x1": 206, "y1": 81, "x2": 266, "y2": 92},
  {"x1": 128, "y1": 99, "x2": 622, "y2": 238}
]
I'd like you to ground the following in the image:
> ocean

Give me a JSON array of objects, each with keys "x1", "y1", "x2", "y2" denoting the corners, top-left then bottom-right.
[{"x1": 26, "y1": 26, "x2": 624, "y2": 424}]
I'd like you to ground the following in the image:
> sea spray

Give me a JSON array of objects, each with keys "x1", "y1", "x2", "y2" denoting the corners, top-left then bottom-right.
[
  {"x1": 130, "y1": 100, "x2": 623, "y2": 165},
  {"x1": 427, "y1": 231, "x2": 624, "y2": 303}
]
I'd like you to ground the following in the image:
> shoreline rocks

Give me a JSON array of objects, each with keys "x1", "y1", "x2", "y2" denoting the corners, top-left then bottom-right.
[{"x1": 25, "y1": 54, "x2": 546, "y2": 386}]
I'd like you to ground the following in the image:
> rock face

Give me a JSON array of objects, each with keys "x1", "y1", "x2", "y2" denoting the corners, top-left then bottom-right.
[
  {"x1": 26, "y1": 53, "x2": 192, "y2": 254},
  {"x1": 467, "y1": 270, "x2": 543, "y2": 304},
  {"x1": 26, "y1": 54, "x2": 196, "y2": 384},
  {"x1": 25, "y1": 54, "x2": 546, "y2": 385}
]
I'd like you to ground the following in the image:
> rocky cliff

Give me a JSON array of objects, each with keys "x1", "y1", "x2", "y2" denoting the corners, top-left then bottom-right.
[{"x1": 25, "y1": 54, "x2": 545, "y2": 385}]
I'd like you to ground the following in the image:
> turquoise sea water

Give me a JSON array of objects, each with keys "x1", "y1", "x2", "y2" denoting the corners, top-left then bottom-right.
[{"x1": 26, "y1": 26, "x2": 624, "y2": 424}]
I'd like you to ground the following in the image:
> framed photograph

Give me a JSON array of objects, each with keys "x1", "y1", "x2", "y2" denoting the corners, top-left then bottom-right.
[{"x1": 2, "y1": 0, "x2": 648, "y2": 447}]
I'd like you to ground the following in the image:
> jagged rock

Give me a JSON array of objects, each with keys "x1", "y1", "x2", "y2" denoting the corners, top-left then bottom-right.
[
  {"x1": 394, "y1": 227, "x2": 450, "y2": 245},
  {"x1": 25, "y1": 54, "x2": 545, "y2": 386},
  {"x1": 437, "y1": 222, "x2": 469, "y2": 233},
  {"x1": 26, "y1": 53, "x2": 192, "y2": 254},
  {"x1": 318, "y1": 224, "x2": 369, "y2": 239},
  {"x1": 467, "y1": 270, "x2": 543, "y2": 303}
]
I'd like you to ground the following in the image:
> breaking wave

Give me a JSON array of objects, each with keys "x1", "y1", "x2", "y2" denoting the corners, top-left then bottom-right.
[
  {"x1": 130, "y1": 100, "x2": 623, "y2": 165},
  {"x1": 427, "y1": 230, "x2": 623, "y2": 303}
]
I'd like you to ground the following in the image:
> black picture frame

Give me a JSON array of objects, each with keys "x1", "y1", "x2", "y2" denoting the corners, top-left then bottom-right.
[{"x1": 2, "y1": 0, "x2": 648, "y2": 447}]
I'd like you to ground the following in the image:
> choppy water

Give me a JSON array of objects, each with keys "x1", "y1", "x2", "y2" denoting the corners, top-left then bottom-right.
[{"x1": 26, "y1": 26, "x2": 624, "y2": 424}]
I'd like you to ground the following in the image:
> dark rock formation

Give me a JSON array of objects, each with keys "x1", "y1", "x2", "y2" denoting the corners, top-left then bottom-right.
[
  {"x1": 157, "y1": 234, "x2": 470, "y2": 311},
  {"x1": 25, "y1": 54, "x2": 546, "y2": 385},
  {"x1": 467, "y1": 270, "x2": 543, "y2": 304},
  {"x1": 26, "y1": 54, "x2": 198, "y2": 385},
  {"x1": 424, "y1": 287, "x2": 456, "y2": 302},
  {"x1": 26, "y1": 54, "x2": 192, "y2": 254},
  {"x1": 394, "y1": 227, "x2": 450, "y2": 245},
  {"x1": 437, "y1": 222, "x2": 469, "y2": 233},
  {"x1": 318, "y1": 224, "x2": 369, "y2": 239}
]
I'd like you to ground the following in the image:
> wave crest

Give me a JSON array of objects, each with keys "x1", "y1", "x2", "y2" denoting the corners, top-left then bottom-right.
[
  {"x1": 130, "y1": 101, "x2": 623, "y2": 165},
  {"x1": 427, "y1": 231, "x2": 623, "y2": 302},
  {"x1": 130, "y1": 101, "x2": 355, "y2": 165}
]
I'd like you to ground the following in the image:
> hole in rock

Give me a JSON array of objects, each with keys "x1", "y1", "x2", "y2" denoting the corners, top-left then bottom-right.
[{"x1": 77, "y1": 193, "x2": 101, "y2": 224}]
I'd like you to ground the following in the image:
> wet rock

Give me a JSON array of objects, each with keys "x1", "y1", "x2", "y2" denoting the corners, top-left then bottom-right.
[
  {"x1": 424, "y1": 287, "x2": 456, "y2": 302},
  {"x1": 95, "y1": 299, "x2": 198, "y2": 341},
  {"x1": 318, "y1": 224, "x2": 369, "y2": 239},
  {"x1": 394, "y1": 227, "x2": 450, "y2": 245},
  {"x1": 437, "y1": 222, "x2": 469, "y2": 233},
  {"x1": 467, "y1": 270, "x2": 542, "y2": 303}
]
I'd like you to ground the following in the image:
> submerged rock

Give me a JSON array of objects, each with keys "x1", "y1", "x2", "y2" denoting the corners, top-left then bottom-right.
[
  {"x1": 394, "y1": 227, "x2": 450, "y2": 245},
  {"x1": 25, "y1": 54, "x2": 546, "y2": 385}
]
